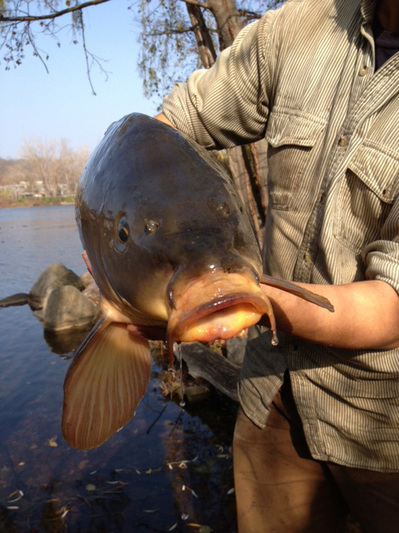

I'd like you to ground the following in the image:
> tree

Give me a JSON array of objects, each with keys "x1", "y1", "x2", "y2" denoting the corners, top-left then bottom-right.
[
  {"x1": 0, "y1": 0, "x2": 110, "y2": 94},
  {"x1": 0, "y1": 1, "x2": 274, "y2": 96},
  {"x1": 0, "y1": 138, "x2": 89, "y2": 197},
  {"x1": 1, "y1": 0, "x2": 284, "y2": 236},
  {"x1": 137, "y1": 0, "x2": 273, "y2": 100},
  {"x1": 137, "y1": 0, "x2": 282, "y2": 238}
]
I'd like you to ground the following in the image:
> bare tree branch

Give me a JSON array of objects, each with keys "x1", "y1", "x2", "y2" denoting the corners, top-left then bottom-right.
[
  {"x1": 1, "y1": 0, "x2": 111, "y2": 92},
  {"x1": 76, "y1": 8, "x2": 100, "y2": 95},
  {"x1": 237, "y1": 9, "x2": 262, "y2": 21},
  {"x1": 26, "y1": 21, "x2": 50, "y2": 73},
  {"x1": 0, "y1": 0, "x2": 111, "y2": 23},
  {"x1": 179, "y1": 0, "x2": 210, "y2": 10},
  {"x1": 143, "y1": 27, "x2": 195, "y2": 37},
  {"x1": 179, "y1": 0, "x2": 262, "y2": 19}
]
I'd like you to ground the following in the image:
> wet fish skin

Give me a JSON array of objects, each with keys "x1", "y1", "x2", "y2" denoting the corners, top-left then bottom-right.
[
  {"x1": 63, "y1": 113, "x2": 333, "y2": 450},
  {"x1": 75, "y1": 113, "x2": 263, "y2": 327}
]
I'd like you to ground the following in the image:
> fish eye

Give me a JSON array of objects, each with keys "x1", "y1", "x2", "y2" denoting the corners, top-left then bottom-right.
[
  {"x1": 115, "y1": 216, "x2": 130, "y2": 251},
  {"x1": 119, "y1": 225, "x2": 129, "y2": 242}
]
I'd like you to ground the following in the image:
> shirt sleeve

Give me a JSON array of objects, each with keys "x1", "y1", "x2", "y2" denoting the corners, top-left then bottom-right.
[
  {"x1": 363, "y1": 199, "x2": 399, "y2": 294},
  {"x1": 161, "y1": 12, "x2": 276, "y2": 149}
]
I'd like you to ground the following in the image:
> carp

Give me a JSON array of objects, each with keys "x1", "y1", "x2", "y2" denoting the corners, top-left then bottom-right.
[{"x1": 63, "y1": 113, "x2": 333, "y2": 449}]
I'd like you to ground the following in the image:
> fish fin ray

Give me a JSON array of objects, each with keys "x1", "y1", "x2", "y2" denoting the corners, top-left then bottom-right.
[
  {"x1": 260, "y1": 274, "x2": 334, "y2": 312},
  {"x1": 62, "y1": 320, "x2": 151, "y2": 449}
]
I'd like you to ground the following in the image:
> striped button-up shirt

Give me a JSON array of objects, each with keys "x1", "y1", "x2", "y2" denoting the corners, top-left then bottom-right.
[{"x1": 162, "y1": 0, "x2": 399, "y2": 472}]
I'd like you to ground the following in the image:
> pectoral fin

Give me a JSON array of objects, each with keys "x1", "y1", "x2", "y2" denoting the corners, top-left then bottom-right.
[
  {"x1": 261, "y1": 274, "x2": 334, "y2": 312},
  {"x1": 62, "y1": 319, "x2": 151, "y2": 449}
]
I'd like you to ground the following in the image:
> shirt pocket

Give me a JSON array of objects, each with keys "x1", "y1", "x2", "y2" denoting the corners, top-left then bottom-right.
[
  {"x1": 334, "y1": 143, "x2": 399, "y2": 254},
  {"x1": 265, "y1": 111, "x2": 325, "y2": 210}
]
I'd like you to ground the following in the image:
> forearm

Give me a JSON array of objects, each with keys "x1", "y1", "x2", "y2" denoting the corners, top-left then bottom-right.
[{"x1": 262, "y1": 279, "x2": 399, "y2": 350}]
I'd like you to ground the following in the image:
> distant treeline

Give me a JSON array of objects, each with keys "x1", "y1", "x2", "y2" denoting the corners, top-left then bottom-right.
[{"x1": 0, "y1": 138, "x2": 90, "y2": 204}]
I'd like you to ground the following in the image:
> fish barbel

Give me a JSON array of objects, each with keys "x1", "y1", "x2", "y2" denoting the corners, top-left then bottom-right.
[{"x1": 62, "y1": 113, "x2": 333, "y2": 449}]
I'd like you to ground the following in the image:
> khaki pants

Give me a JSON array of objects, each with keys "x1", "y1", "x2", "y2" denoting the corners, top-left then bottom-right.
[{"x1": 233, "y1": 378, "x2": 399, "y2": 533}]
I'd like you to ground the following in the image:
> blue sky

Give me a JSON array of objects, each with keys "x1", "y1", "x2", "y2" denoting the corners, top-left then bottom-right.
[{"x1": 0, "y1": 1, "x2": 158, "y2": 159}]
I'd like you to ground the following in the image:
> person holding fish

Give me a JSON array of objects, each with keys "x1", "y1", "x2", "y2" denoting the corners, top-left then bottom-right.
[{"x1": 154, "y1": 0, "x2": 399, "y2": 531}]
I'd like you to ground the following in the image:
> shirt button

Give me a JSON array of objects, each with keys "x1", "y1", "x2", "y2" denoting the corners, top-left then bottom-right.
[
  {"x1": 338, "y1": 135, "x2": 348, "y2": 147},
  {"x1": 359, "y1": 65, "x2": 369, "y2": 76},
  {"x1": 303, "y1": 251, "x2": 311, "y2": 263},
  {"x1": 382, "y1": 187, "x2": 393, "y2": 201}
]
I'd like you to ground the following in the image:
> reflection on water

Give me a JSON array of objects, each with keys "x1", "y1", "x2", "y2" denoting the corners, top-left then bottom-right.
[
  {"x1": 43, "y1": 326, "x2": 93, "y2": 355},
  {"x1": 0, "y1": 206, "x2": 238, "y2": 532}
]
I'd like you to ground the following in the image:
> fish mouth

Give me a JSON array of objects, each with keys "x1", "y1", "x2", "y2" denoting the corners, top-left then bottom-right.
[{"x1": 167, "y1": 271, "x2": 276, "y2": 361}]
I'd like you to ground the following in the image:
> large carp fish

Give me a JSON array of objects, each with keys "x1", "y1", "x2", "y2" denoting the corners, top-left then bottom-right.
[{"x1": 63, "y1": 113, "x2": 333, "y2": 450}]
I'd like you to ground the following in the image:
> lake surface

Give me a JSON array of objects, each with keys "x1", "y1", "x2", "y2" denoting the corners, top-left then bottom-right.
[{"x1": 0, "y1": 206, "x2": 238, "y2": 533}]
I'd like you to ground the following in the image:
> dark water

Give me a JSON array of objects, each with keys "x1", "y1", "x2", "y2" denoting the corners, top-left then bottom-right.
[{"x1": 0, "y1": 206, "x2": 238, "y2": 533}]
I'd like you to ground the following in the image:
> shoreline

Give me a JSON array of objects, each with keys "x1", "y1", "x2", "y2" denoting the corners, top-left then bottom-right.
[{"x1": 0, "y1": 198, "x2": 75, "y2": 209}]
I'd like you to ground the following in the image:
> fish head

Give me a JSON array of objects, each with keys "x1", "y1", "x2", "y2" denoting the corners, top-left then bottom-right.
[
  {"x1": 76, "y1": 113, "x2": 269, "y2": 339},
  {"x1": 64, "y1": 113, "x2": 334, "y2": 450}
]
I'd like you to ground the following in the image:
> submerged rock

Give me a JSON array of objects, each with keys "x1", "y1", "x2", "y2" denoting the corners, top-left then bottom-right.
[{"x1": 0, "y1": 262, "x2": 101, "y2": 352}]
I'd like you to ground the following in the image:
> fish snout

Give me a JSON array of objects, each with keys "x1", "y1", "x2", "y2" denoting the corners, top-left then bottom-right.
[
  {"x1": 166, "y1": 255, "x2": 260, "y2": 308},
  {"x1": 166, "y1": 266, "x2": 277, "y2": 362}
]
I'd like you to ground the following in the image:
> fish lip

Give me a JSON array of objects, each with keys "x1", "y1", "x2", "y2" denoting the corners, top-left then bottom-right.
[
  {"x1": 166, "y1": 270, "x2": 274, "y2": 363},
  {"x1": 168, "y1": 290, "x2": 268, "y2": 337}
]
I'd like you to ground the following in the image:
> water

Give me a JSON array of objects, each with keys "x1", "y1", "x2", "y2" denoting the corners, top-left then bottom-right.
[{"x1": 0, "y1": 206, "x2": 238, "y2": 533}]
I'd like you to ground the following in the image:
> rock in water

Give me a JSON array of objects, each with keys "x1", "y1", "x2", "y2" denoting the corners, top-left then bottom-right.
[
  {"x1": 43, "y1": 285, "x2": 100, "y2": 332},
  {"x1": 0, "y1": 293, "x2": 30, "y2": 308},
  {"x1": 29, "y1": 263, "x2": 85, "y2": 310}
]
